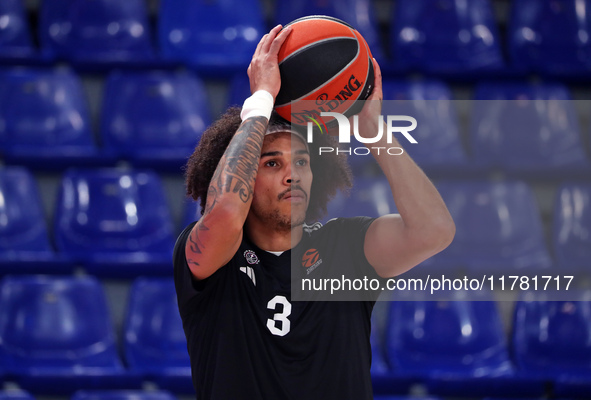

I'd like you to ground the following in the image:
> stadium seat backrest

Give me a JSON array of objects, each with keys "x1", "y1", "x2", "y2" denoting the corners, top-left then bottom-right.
[
  {"x1": 72, "y1": 391, "x2": 178, "y2": 400},
  {"x1": 386, "y1": 292, "x2": 511, "y2": 374},
  {"x1": 512, "y1": 292, "x2": 591, "y2": 372},
  {"x1": 326, "y1": 176, "x2": 397, "y2": 221},
  {"x1": 0, "y1": 391, "x2": 35, "y2": 400},
  {"x1": 39, "y1": 0, "x2": 153, "y2": 62},
  {"x1": 0, "y1": 68, "x2": 95, "y2": 154},
  {"x1": 0, "y1": 275, "x2": 121, "y2": 370},
  {"x1": 101, "y1": 71, "x2": 209, "y2": 154},
  {"x1": 392, "y1": 0, "x2": 503, "y2": 71},
  {"x1": 273, "y1": 0, "x2": 386, "y2": 62},
  {"x1": 381, "y1": 79, "x2": 466, "y2": 167},
  {"x1": 54, "y1": 168, "x2": 175, "y2": 256},
  {"x1": 0, "y1": 167, "x2": 52, "y2": 253},
  {"x1": 471, "y1": 82, "x2": 588, "y2": 173},
  {"x1": 553, "y1": 182, "x2": 591, "y2": 271},
  {"x1": 436, "y1": 180, "x2": 552, "y2": 270},
  {"x1": 0, "y1": 0, "x2": 33, "y2": 57},
  {"x1": 124, "y1": 278, "x2": 190, "y2": 371},
  {"x1": 509, "y1": 0, "x2": 591, "y2": 72},
  {"x1": 158, "y1": 0, "x2": 264, "y2": 74}
]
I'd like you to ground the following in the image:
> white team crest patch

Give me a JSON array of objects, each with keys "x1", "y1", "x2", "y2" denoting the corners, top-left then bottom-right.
[{"x1": 244, "y1": 250, "x2": 259, "y2": 264}]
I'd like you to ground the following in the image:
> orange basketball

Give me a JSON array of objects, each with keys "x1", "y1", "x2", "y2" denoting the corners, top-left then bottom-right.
[{"x1": 275, "y1": 16, "x2": 375, "y2": 128}]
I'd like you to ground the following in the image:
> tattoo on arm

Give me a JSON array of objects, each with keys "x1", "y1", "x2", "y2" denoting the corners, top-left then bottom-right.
[
  {"x1": 188, "y1": 117, "x2": 267, "y2": 268},
  {"x1": 209, "y1": 117, "x2": 267, "y2": 206}
]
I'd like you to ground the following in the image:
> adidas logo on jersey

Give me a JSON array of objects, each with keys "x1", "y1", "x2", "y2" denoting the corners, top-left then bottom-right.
[{"x1": 240, "y1": 266, "x2": 257, "y2": 286}]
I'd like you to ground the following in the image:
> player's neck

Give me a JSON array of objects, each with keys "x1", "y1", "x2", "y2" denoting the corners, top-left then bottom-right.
[{"x1": 244, "y1": 221, "x2": 303, "y2": 252}]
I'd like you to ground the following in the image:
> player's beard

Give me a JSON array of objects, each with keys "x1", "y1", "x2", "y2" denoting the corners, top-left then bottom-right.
[{"x1": 251, "y1": 203, "x2": 306, "y2": 233}]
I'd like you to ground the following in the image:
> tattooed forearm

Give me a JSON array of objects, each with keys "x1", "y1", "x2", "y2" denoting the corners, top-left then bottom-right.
[
  {"x1": 209, "y1": 117, "x2": 267, "y2": 206},
  {"x1": 187, "y1": 220, "x2": 210, "y2": 267}
]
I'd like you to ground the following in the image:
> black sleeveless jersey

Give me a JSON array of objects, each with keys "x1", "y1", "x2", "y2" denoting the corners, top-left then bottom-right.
[{"x1": 173, "y1": 217, "x2": 385, "y2": 399}]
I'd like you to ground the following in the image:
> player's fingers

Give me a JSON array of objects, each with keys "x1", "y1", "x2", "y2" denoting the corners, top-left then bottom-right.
[
  {"x1": 253, "y1": 33, "x2": 268, "y2": 59},
  {"x1": 268, "y1": 26, "x2": 292, "y2": 55},
  {"x1": 261, "y1": 25, "x2": 283, "y2": 54},
  {"x1": 370, "y1": 58, "x2": 383, "y2": 101}
]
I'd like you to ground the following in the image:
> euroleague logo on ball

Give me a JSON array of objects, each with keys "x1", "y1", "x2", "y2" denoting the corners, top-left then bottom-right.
[{"x1": 302, "y1": 248, "x2": 323, "y2": 274}]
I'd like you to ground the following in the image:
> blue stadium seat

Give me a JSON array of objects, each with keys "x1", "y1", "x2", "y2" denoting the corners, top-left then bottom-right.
[
  {"x1": 158, "y1": 0, "x2": 265, "y2": 77},
  {"x1": 553, "y1": 182, "x2": 591, "y2": 273},
  {"x1": 381, "y1": 79, "x2": 469, "y2": 176},
  {"x1": 424, "y1": 180, "x2": 553, "y2": 273},
  {"x1": 39, "y1": 0, "x2": 155, "y2": 69},
  {"x1": 273, "y1": 0, "x2": 386, "y2": 64},
  {"x1": 124, "y1": 278, "x2": 193, "y2": 393},
  {"x1": 324, "y1": 176, "x2": 397, "y2": 223},
  {"x1": 0, "y1": 276, "x2": 139, "y2": 394},
  {"x1": 101, "y1": 71, "x2": 210, "y2": 172},
  {"x1": 54, "y1": 168, "x2": 176, "y2": 278},
  {"x1": 0, "y1": 391, "x2": 34, "y2": 400},
  {"x1": 391, "y1": 0, "x2": 504, "y2": 74},
  {"x1": 0, "y1": 0, "x2": 34, "y2": 62},
  {"x1": 471, "y1": 81, "x2": 591, "y2": 178},
  {"x1": 385, "y1": 290, "x2": 545, "y2": 397},
  {"x1": 512, "y1": 291, "x2": 591, "y2": 397},
  {"x1": 0, "y1": 68, "x2": 108, "y2": 169},
  {"x1": 0, "y1": 167, "x2": 72, "y2": 274},
  {"x1": 508, "y1": 0, "x2": 591, "y2": 76},
  {"x1": 72, "y1": 391, "x2": 178, "y2": 400},
  {"x1": 227, "y1": 73, "x2": 251, "y2": 108}
]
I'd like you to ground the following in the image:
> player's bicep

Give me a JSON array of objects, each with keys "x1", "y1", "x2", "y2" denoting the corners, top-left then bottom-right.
[
  {"x1": 185, "y1": 213, "x2": 243, "y2": 280},
  {"x1": 364, "y1": 214, "x2": 439, "y2": 278}
]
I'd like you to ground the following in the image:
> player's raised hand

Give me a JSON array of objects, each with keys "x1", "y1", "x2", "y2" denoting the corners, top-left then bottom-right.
[
  {"x1": 247, "y1": 24, "x2": 292, "y2": 100},
  {"x1": 353, "y1": 57, "x2": 383, "y2": 140}
]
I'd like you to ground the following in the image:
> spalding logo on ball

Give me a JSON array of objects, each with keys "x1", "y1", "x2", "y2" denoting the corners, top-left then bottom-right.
[{"x1": 276, "y1": 15, "x2": 375, "y2": 129}]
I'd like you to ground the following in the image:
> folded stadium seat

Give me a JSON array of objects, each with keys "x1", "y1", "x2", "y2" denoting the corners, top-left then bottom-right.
[
  {"x1": 553, "y1": 182, "x2": 591, "y2": 274},
  {"x1": 273, "y1": 0, "x2": 387, "y2": 66},
  {"x1": 374, "y1": 397, "x2": 441, "y2": 400},
  {"x1": 0, "y1": 0, "x2": 35, "y2": 63},
  {"x1": 158, "y1": 0, "x2": 265, "y2": 77},
  {"x1": 390, "y1": 0, "x2": 504, "y2": 75},
  {"x1": 380, "y1": 79, "x2": 471, "y2": 177},
  {"x1": 72, "y1": 390, "x2": 178, "y2": 400},
  {"x1": 422, "y1": 180, "x2": 553, "y2": 274},
  {"x1": 38, "y1": 0, "x2": 156, "y2": 70},
  {"x1": 512, "y1": 290, "x2": 591, "y2": 397},
  {"x1": 470, "y1": 81, "x2": 591, "y2": 179},
  {"x1": 0, "y1": 275, "x2": 141, "y2": 395},
  {"x1": 0, "y1": 167, "x2": 73, "y2": 275},
  {"x1": 0, "y1": 391, "x2": 35, "y2": 400},
  {"x1": 54, "y1": 168, "x2": 176, "y2": 278},
  {"x1": 323, "y1": 176, "x2": 397, "y2": 223},
  {"x1": 370, "y1": 304, "x2": 415, "y2": 396},
  {"x1": 101, "y1": 70, "x2": 210, "y2": 172},
  {"x1": 124, "y1": 278, "x2": 193, "y2": 393},
  {"x1": 385, "y1": 290, "x2": 545, "y2": 397},
  {"x1": 508, "y1": 0, "x2": 591, "y2": 77},
  {"x1": 0, "y1": 68, "x2": 111, "y2": 170}
]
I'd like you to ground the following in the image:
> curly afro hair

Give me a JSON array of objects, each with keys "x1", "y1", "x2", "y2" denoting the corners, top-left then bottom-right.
[{"x1": 184, "y1": 107, "x2": 353, "y2": 223}]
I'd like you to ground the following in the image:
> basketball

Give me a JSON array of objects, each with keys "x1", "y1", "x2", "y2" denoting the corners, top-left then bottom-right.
[{"x1": 275, "y1": 15, "x2": 375, "y2": 128}]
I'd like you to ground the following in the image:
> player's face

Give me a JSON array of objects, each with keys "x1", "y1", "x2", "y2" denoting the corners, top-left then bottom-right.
[{"x1": 249, "y1": 132, "x2": 312, "y2": 231}]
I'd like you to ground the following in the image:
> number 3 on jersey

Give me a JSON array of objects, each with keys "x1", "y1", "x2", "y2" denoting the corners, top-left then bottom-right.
[{"x1": 266, "y1": 295, "x2": 291, "y2": 336}]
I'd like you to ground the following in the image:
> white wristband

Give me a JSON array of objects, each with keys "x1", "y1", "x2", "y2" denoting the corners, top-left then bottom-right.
[{"x1": 240, "y1": 90, "x2": 274, "y2": 121}]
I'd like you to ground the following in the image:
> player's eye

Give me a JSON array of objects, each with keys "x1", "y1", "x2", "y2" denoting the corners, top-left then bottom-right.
[
  {"x1": 295, "y1": 158, "x2": 308, "y2": 167},
  {"x1": 265, "y1": 160, "x2": 279, "y2": 167}
]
